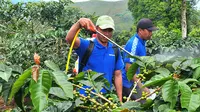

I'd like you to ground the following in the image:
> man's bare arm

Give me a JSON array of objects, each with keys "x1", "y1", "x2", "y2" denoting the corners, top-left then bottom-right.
[{"x1": 114, "y1": 70, "x2": 122, "y2": 102}]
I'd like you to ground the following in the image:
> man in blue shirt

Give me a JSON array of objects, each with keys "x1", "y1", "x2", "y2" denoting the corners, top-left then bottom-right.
[
  {"x1": 122, "y1": 18, "x2": 158, "y2": 100},
  {"x1": 66, "y1": 15, "x2": 124, "y2": 102}
]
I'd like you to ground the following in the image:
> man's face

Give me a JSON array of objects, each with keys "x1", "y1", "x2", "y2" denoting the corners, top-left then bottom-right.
[
  {"x1": 96, "y1": 26, "x2": 113, "y2": 43},
  {"x1": 139, "y1": 28, "x2": 152, "y2": 40}
]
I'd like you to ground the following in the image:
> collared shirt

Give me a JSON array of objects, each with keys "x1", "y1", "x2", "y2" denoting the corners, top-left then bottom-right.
[
  {"x1": 122, "y1": 34, "x2": 146, "y2": 88},
  {"x1": 75, "y1": 38, "x2": 124, "y2": 93}
]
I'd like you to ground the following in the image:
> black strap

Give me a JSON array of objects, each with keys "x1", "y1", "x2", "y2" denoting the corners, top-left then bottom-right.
[
  {"x1": 112, "y1": 44, "x2": 119, "y2": 64},
  {"x1": 79, "y1": 40, "x2": 94, "y2": 72},
  {"x1": 79, "y1": 42, "x2": 119, "y2": 72}
]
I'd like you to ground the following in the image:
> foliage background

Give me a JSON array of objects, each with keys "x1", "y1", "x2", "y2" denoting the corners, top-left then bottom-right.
[{"x1": 0, "y1": 0, "x2": 200, "y2": 111}]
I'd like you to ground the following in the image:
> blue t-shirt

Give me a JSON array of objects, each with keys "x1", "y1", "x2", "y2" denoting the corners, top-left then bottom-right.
[
  {"x1": 75, "y1": 38, "x2": 124, "y2": 94},
  {"x1": 122, "y1": 34, "x2": 146, "y2": 88}
]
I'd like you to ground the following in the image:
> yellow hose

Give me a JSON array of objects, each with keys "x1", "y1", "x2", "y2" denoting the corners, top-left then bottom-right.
[{"x1": 65, "y1": 29, "x2": 81, "y2": 73}]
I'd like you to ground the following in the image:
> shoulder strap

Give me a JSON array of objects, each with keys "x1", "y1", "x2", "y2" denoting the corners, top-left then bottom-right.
[
  {"x1": 112, "y1": 44, "x2": 119, "y2": 63},
  {"x1": 79, "y1": 40, "x2": 94, "y2": 72}
]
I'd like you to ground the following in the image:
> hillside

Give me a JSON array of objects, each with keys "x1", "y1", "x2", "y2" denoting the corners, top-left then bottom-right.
[{"x1": 71, "y1": 0, "x2": 133, "y2": 31}]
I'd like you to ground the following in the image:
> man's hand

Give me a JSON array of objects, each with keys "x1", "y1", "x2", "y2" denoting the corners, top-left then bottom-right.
[
  {"x1": 77, "y1": 18, "x2": 96, "y2": 32},
  {"x1": 142, "y1": 87, "x2": 150, "y2": 94},
  {"x1": 66, "y1": 18, "x2": 96, "y2": 48}
]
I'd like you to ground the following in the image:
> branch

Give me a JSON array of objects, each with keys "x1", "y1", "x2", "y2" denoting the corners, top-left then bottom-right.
[
  {"x1": 73, "y1": 84, "x2": 114, "y2": 105},
  {"x1": 126, "y1": 78, "x2": 141, "y2": 102},
  {"x1": 135, "y1": 87, "x2": 161, "y2": 102}
]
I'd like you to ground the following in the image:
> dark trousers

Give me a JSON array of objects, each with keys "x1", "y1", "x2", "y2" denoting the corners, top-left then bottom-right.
[{"x1": 122, "y1": 85, "x2": 145, "y2": 103}]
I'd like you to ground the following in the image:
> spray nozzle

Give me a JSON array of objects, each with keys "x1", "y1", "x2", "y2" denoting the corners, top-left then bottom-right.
[{"x1": 89, "y1": 26, "x2": 96, "y2": 32}]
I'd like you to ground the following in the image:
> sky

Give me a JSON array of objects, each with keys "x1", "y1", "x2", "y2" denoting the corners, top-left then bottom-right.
[
  {"x1": 10, "y1": 0, "x2": 200, "y2": 9},
  {"x1": 12, "y1": 0, "x2": 124, "y2": 3}
]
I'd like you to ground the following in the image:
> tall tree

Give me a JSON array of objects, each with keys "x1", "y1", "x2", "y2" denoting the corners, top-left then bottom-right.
[
  {"x1": 128, "y1": 0, "x2": 197, "y2": 37},
  {"x1": 182, "y1": 0, "x2": 187, "y2": 39}
]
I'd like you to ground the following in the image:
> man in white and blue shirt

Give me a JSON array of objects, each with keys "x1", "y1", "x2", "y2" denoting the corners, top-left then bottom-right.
[{"x1": 122, "y1": 18, "x2": 158, "y2": 100}]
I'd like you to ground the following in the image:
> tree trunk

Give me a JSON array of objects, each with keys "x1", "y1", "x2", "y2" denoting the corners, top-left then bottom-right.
[{"x1": 181, "y1": 0, "x2": 187, "y2": 39}]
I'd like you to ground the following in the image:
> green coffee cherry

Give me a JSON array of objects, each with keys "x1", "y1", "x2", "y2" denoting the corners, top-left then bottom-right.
[
  {"x1": 123, "y1": 96, "x2": 127, "y2": 100},
  {"x1": 108, "y1": 97, "x2": 113, "y2": 101}
]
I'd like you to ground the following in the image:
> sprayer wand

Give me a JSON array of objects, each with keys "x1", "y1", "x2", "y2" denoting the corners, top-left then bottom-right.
[{"x1": 95, "y1": 30, "x2": 141, "y2": 60}]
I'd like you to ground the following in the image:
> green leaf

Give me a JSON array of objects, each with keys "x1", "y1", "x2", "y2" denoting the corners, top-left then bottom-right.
[
  {"x1": 91, "y1": 72, "x2": 110, "y2": 88},
  {"x1": 52, "y1": 71, "x2": 73, "y2": 99},
  {"x1": 95, "y1": 82, "x2": 104, "y2": 92},
  {"x1": 188, "y1": 93, "x2": 200, "y2": 112},
  {"x1": 9, "y1": 68, "x2": 32, "y2": 101},
  {"x1": 141, "y1": 56, "x2": 155, "y2": 66},
  {"x1": 29, "y1": 70, "x2": 52, "y2": 112},
  {"x1": 11, "y1": 65, "x2": 23, "y2": 74},
  {"x1": 78, "y1": 80, "x2": 92, "y2": 87},
  {"x1": 179, "y1": 82, "x2": 192, "y2": 109},
  {"x1": 136, "y1": 60, "x2": 145, "y2": 67},
  {"x1": 75, "y1": 98, "x2": 83, "y2": 106},
  {"x1": 155, "y1": 68, "x2": 170, "y2": 76},
  {"x1": 49, "y1": 87, "x2": 68, "y2": 100},
  {"x1": 108, "y1": 93, "x2": 119, "y2": 103},
  {"x1": 112, "y1": 108, "x2": 128, "y2": 112},
  {"x1": 43, "y1": 101, "x2": 73, "y2": 112},
  {"x1": 143, "y1": 74, "x2": 172, "y2": 87},
  {"x1": 91, "y1": 73, "x2": 103, "y2": 80},
  {"x1": 141, "y1": 99, "x2": 153, "y2": 109},
  {"x1": 181, "y1": 78, "x2": 198, "y2": 84},
  {"x1": 158, "y1": 104, "x2": 176, "y2": 112},
  {"x1": 0, "y1": 64, "x2": 12, "y2": 82},
  {"x1": 162, "y1": 80, "x2": 179, "y2": 108},
  {"x1": 53, "y1": 101, "x2": 73, "y2": 111},
  {"x1": 181, "y1": 59, "x2": 192, "y2": 70},
  {"x1": 192, "y1": 57, "x2": 200, "y2": 65},
  {"x1": 74, "y1": 72, "x2": 85, "y2": 82},
  {"x1": 0, "y1": 83, "x2": 2, "y2": 93},
  {"x1": 127, "y1": 62, "x2": 139, "y2": 81},
  {"x1": 44, "y1": 60, "x2": 60, "y2": 71},
  {"x1": 158, "y1": 104, "x2": 169, "y2": 112},
  {"x1": 0, "y1": 70, "x2": 12, "y2": 82},
  {"x1": 2, "y1": 77, "x2": 15, "y2": 104},
  {"x1": 193, "y1": 88, "x2": 200, "y2": 94},
  {"x1": 0, "y1": 63, "x2": 6, "y2": 71},
  {"x1": 193, "y1": 66, "x2": 200, "y2": 79},
  {"x1": 190, "y1": 63, "x2": 200, "y2": 69},
  {"x1": 172, "y1": 61, "x2": 182, "y2": 70},
  {"x1": 121, "y1": 101, "x2": 141, "y2": 110}
]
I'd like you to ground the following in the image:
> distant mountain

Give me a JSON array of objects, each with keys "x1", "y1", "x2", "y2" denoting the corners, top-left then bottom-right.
[{"x1": 72, "y1": 0, "x2": 133, "y2": 31}]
